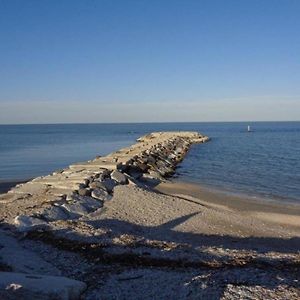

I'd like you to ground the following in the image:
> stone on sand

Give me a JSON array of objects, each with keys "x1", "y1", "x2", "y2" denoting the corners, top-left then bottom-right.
[
  {"x1": 14, "y1": 216, "x2": 48, "y2": 232},
  {"x1": 0, "y1": 272, "x2": 86, "y2": 300}
]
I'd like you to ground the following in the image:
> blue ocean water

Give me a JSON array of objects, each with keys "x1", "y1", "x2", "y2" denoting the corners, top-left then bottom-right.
[{"x1": 0, "y1": 122, "x2": 299, "y2": 202}]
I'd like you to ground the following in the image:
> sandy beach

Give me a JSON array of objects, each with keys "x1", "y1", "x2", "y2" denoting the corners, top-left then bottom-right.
[{"x1": 0, "y1": 132, "x2": 299, "y2": 299}]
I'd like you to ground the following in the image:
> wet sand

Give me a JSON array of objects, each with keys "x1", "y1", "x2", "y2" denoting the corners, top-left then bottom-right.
[{"x1": 156, "y1": 180, "x2": 300, "y2": 230}]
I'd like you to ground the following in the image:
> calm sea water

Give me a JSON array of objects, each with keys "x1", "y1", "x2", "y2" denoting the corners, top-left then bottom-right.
[{"x1": 0, "y1": 122, "x2": 299, "y2": 202}]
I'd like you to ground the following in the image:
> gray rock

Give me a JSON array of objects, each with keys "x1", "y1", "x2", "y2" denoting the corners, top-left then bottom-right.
[
  {"x1": 126, "y1": 166, "x2": 143, "y2": 179},
  {"x1": 61, "y1": 196, "x2": 103, "y2": 217},
  {"x1": 78, "y1": 188, "x2": 91, "y2": 196},
  {"x1": 91, "y1": 188, "x2": 112, "y2": 201},
  {"x1": 136, "y1": 162, "x2": 148, "y2": 172},
  {"x1": 78, "y1": 183, "x2": 87, "y2": 189},
  {"x1": 110, "y1": 170, "x2": 128, "y2": 184},
  {"x1": 103, "y1": 178, "x2": 117, "y2": 192},
  {"x1": 67, "y1": 193, "x2": 99, "y2": 205},
  {"x1": 14, "y1": 216, "x2": 48, "y2": 232},
  {"x1": 80, "y1": 196, "x2": 104, "y2": 210},
  {"x1": 41, "y1": 206, "x2": 70, "y2": 221},
  {"x1": 95, "y1": 169, "x2": 111, "y2": 181},
  {"x1": 0, "y1": 272, "x2": 86, "y2": 300},
  {"x1": 89, "y1": 181, "x2": 106, "y2": 190},
  {"x1": 147, "y1": 155, "x2": 156, "y2": 164},
  {"x1": 147, "y1": 170, "x2": 164, "y2": 180},
  {"x1": 116, "y1": 163, "x2": 127, "y2": 172},
  {"x1": 61, "y1": 201, "x2": 90, "y2": 216}
]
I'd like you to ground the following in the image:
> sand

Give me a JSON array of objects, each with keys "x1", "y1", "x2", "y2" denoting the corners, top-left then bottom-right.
[{"x1": 156, "y1": 180, "x2": 300, "y2": 230}]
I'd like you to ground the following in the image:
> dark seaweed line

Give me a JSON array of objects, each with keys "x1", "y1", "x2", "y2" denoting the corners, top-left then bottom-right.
[{"x1": 27, "y1": 231, "x2": 300, "y2": 272}]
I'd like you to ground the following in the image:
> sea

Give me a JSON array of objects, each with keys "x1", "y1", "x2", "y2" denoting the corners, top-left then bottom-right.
[{"x1": 0, "y1": 122, "x2": 299, "y2": 203}]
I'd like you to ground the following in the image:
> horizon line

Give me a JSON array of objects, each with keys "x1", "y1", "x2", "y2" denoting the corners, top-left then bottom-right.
[{"x1": 0, "y1": 120, "x2": 299, "y2": 126}]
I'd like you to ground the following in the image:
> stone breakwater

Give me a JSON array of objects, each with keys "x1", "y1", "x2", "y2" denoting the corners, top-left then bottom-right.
[{"x1": 0, "y1": 131, "x2": 209, "y2": 231}]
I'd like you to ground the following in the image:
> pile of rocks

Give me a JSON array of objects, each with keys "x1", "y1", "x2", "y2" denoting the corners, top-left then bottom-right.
[
  {"x1": 118, "y1": 136, "x2": 201, "y2": 181},
  {"x1": 14, "y1": 168, "x2": 128, "y2": 232},
  {"x1": 0, "y1": 132, "x2": 209, "y2": 233}
]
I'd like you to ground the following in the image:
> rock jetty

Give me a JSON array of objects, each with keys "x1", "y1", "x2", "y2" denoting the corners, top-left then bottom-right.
[
  {"x1": 0, "y1": 131, "x2": 210, "y2": 299},
  {"x1": 0, "y1": 132, "x2": 208, "y2": 230}
]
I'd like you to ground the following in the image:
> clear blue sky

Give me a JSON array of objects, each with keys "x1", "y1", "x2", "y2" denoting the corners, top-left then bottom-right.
[{"x1": 0, "y1": 0, "x2": 299, "y2": 123}]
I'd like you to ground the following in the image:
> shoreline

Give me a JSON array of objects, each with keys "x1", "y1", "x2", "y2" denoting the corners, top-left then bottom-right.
[
  {"x1": 0, "y1": 179, "x2": 32, "y2": 194},
  {"x1": 156, "y1": 180, "x2": 300, "y2": 229},
  {"x1": 2, "y1": 175, "x2": 300, "y2": 215},
  {"x1": 176, "y1": 176, "x2": 300, "y2": 206}
]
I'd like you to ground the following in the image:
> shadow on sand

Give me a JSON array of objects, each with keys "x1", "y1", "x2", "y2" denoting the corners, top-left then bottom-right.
[{"x1": 14, "y1": 211, "x2": 299, "y2": 298}]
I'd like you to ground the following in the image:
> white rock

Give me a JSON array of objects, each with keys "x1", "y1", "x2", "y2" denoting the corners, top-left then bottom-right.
[
  {"x1": 67, "y1": 194, "x2": 103, "y2": 209},
  {"x1": 14, "y1": 216, "x2": 48, "y2": 232},
  {"x1": 0, "y1": 229, "x2": 61, "y2": 275},
  {"x1": 61, "y1": 202, "x2": 90, "y2": 217},
  {"x1": 0, "y1": 272, "x2": 87, "y2": 300}
]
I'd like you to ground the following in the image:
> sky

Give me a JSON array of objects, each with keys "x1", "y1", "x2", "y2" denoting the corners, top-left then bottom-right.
[{"x1": 0, "y1": 0, "x2": 299, "y2": 124}]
